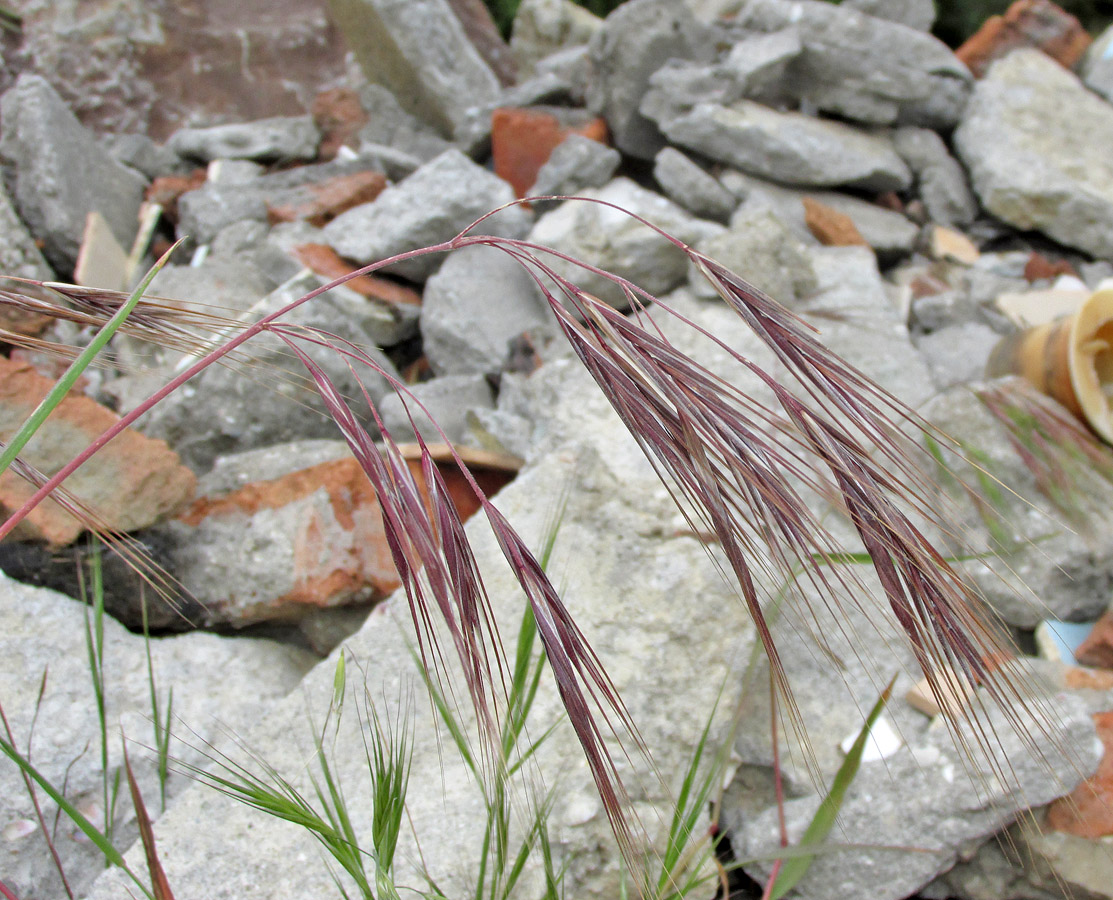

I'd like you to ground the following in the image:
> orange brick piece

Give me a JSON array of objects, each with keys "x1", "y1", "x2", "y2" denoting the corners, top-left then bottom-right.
[
  {"x1": 1074, "y1": 610, "x2": 1113, "y2": 669},
  {"x1": 1046, "y1": 711, "x2": 1113, "y2": 837},
  {"x1": 956, "y1": 0, "x2": 1092, "y2": 78},
  {"x1": 267, "y1": 170, "x2": 388, "y2": 227},
  {"x1": 802, "y1": 197, "x2": 868, "y2": 247},
  {"x1": 0, "y1": 357, "x2": 196, "y2": 545},
  {"x1": 491, "y1": 107, "x2": 610, "y2": 198}
]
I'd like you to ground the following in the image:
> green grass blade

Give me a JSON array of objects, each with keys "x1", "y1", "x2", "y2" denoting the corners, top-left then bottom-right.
[
  {"x1": 766, "y1": 674, "x2": 897, "y2": 900},
  {"x1": 410, "y1": 645, "x2": 477, "y2": 777},
  {"x1": 0, "y1": 241, "x2": 182, "y2": 478},
  {"x1": 0, "y1": 736, "x2": 154, "y2": 900}
]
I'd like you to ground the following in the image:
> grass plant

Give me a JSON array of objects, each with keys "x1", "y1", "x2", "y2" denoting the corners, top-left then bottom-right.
[{"x1": 0, "y1": 199, "x2": 1077, "y2": 898}]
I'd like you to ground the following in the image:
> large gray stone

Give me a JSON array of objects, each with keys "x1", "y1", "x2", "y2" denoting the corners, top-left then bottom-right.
[
  {"x1": 923, "y1": 378, "x2": 1113, "y2": 627},
  {"x1": 729, "y1": 0, "x2": 970, "y2": 128},
  {"x1": 733, "y1": 665, "x2": 1098, "y2": 900},
  {"x1": 526, "y1": 176, "x2": 724, "y2": 309},
  {"x1": 167, "y1": 116, "x2": 320, "y2": 163},
  {"x1": 643, "y1": 95, "x2": 912, "y2": 193},
  {"x1": 914, "y1": 322, "x2": 1002, "y2": 390},
  {"x1": 954, "y1": 50, "x2": 1113, "y2": 259},
  {"x1": 89, "y1": 335, "x2": 759, "y2": 900},
  {"x1": 690, "y1": 207, "x2": 817, "y2": 304},
  {"x1": 355, "y1": 83, "x2": 453, "y2": 164},
  {"x1": 137, "y1": 270, "x2": 399, "y2": 472},
  {"x1": 528, "y1": 133, "x2": 621, "y2": 199},
  {"x1": 510, "y1": 0, "x2": 603, "y2": 76},
  {"x1": 798, "y1": 246, "x2": 936, "y2": 410},
  {"x1": 893, "y1": 126, "x2": 979, "y2": 228},
  {"x1": 586, "y1": 0, "x2": 715, "y2": 158},
  {"x1": 1081, "y1": 24, "x2": 1113, "y2": 105},
  {"x1": 327, "y1": 0, "x2": 501, "y2": 141},
  {"x1": 0, "y1": 182, "x2": 53, "y2": 281},
  {"x1": 421, "y1": 244, "x2": 556, "y2": 376},
  {"x1": 843, "y1": 0, "x2": 935, "y2": 31},
  {"x1": 0, "y1": 74, "x2": 146, "y2": 273},
  {"x1": 176, "y1": 156, "x2": 389, "y2": 245},
  {"x1": 323, "y1": 149, "x2": 531, "y2": 281},
  {"x1": 722, "y1": 172, "x2": 920, "y2": 259},
  {"x1": 654, "y1": 147, "x2": 737, "y2": 223},
  {"x1": 378, "y1": 373, "x2": 495, "y2": 443},
  {"x1": 1, "y1": 573, "x2": 314, "y2": 900}
]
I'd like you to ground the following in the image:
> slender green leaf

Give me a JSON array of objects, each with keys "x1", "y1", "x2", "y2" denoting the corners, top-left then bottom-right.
[
  {"x1": 0, "y1": 737, "x2": 154, "y2": 900},
  {"x1": 0, "y1": 241, "x2": 182, "y2": 478},
  {"x1": 766, "y1": 674, "x2": 897, "y2": 900}
]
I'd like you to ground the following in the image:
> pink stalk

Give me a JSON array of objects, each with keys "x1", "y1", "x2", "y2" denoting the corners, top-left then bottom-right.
[
  {"x1": 761, "y1": 674, "x2": 789, "y2": 900},
  {"x1": 0, "y1": 239, "x2": 461, "y2": 541}
]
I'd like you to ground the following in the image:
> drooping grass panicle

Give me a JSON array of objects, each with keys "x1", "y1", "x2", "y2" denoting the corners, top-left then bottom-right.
[
  {"x1": 978, "y1": 376, "x2": 1113, "y2": 519},
  {"x1": 269, "y1": 318, "x2": 647, "y2": 864}
]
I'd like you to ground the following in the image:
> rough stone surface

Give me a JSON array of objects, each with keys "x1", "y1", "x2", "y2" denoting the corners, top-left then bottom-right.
[
  {"x1": 103, "y1": 132, "x2": 188, "y2": 180},
  {"x1": 729, "y1": 0, "x2": 971, "y2": 128},
  {"x1": 528, "y1": 133, "x2": 622, "y2": 199},
  {"x1": 954, "y1": 50, "x2": 1113, "y2": 259},
  {"x1": 355, "y1": 83, "x2": 455, "y2": 164},
  {"x1": 88, "y1": 334, "x2": 758, "y2": 900},
  {"x1": 137, "y1": 271, "x2": 399, "y2": 472},
  {"x1": 1, "y1": 573, "x2": 314, "y2": 900},
  {"x1": 893, "y1": 125, "x2": 980, "y2": 227},
  {"x1": 510, "y1": 0, "x2": 603, "y2": 76},
  {"x1": 527, "y1": 177, "x2": 723, "y2": 308},
  {"x1": 446, "y1": 0, "x2": 518, "y2": 86},
  {"x1": 0, "y1": 357, "x2": 196, "y2": 546},
  {"x1": 914, "y1": 321, "x2": 1003, "y2": 390},
  {"x1": 0, "y1": 182, "x2": 54, "y2": 281},
  {"x1": 923, "y1": 378, "x2": 1113, "y2": 627},
  {"x1": 653, "y1": 146, "x2": 737, "y2": 223},
  {"x1": 586, "y1": 0, "x2": 715, "y2": 158},
  {"x1": 12, "y1": 0, "x2": 351, "y2": 140},
  {"x1": 168, "y1": 116, "x2": 321, "y2": 163},
  {"x1": 177, "y1": 158, "x2": 389, "y2": 244},
  {"x1": 801, "y1": 246, "x2": 936, "y2": 409},
  {"x1": 327, "y1": 0, "x2": 501, "y2": 140},
  {"x1": 1082, "y1": 23, "x2": 1113, "y2": 104},
  {"x1": 165, "y1": 453, "x2": 406, "y2": 626},
  {"x1": 0, "y1": 74, "x2": 147, "y2": 273},
  {"x1": 843, "y1": 0, "x2": 935, "y2": 30},
  {"x1": 378, "y1": 374, "x2": 496, "y2": 443},
  {"x1": 644, "y1": 95, "x2": 912, "y2": 193},
  {"x1": 724, "y1": 173, "x2": 920, "y2": 258},
  {"x1": 734, "y1": 668, "x2": 1098, "y2": 900},
  {"x1": 690, "y1": 207, "x2": 817, "y2": 304},
  {"x1": 422, "y1": 244, "x2": 556, "y2": 376},
  {"x1": 323, "y1": 149, "x2": 532, "y2": 281}
]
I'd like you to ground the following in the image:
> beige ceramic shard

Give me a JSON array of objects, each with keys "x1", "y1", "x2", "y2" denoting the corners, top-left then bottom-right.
[{"x1": 987, "y1": 288, "x2": 1113, "y2": 443}]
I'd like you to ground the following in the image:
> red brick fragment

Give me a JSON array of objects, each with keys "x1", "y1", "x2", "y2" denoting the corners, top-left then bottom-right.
[
  {"x1": 179, "y1": 447, "x2": 517, "y2": 619},
  {"x1": 146, "y1": 170, "x2": 207, "y2": 223},
  {"x1": 267, "y1": 171, "x2": 387, "y2": 227},
  {"x1": 802, "y1": 197, "x2": 868, "y2": 247},
  {"x1": 956, "y1": 0, "x2": 1092, "y2": 78},
  {"x1": 0, "y1": 357, "x2": 196, "y2": 545},
  {"x1": 1074, "y1": 610, "x2": 1113, "y2": 669},
  {"x1": 491, "y1": 107, "x2": 610, "y2": 198},
  {"x1": 1046, "y1": 710, "x2": 1113, "y2": 837},
  {"x1": 292, "y1": 243, "x2": 422, "y2": 307},
  {"x1": 1024, "y1": 251, "x2": 1079, "y2": 283}
]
